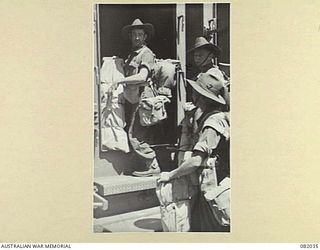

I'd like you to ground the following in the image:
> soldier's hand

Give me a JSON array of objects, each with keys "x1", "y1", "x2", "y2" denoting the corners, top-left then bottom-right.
[
  {"x1": 107, "y1": 82, "x2": 119, "y2": 94},
  {"x1": 183, "y1": 102, "x2": 196, "y2": 112},
  {"x1": 158, "y1": 172, "x2": 172, "y2": 183}
]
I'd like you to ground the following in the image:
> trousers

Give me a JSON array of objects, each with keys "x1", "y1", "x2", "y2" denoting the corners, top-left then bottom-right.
[{"x1": 125, "y1": 100, "x2": 165, "y2": 163}]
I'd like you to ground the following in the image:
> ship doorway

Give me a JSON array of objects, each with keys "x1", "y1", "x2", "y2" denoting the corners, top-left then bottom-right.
[{"x1": 94, "y1": 4, "x2": 178, "y2": 175}]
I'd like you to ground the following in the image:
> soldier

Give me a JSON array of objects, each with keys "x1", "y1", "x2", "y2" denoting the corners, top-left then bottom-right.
[
  {"x1": 188, "y1": 36, "x2": 229, "y2": 106},
  {"x1": 178, "y1": 37, "x2": 229, "y2": 167},
  {"x1": 110, "y1": 19, "x2": 161, "y2": 176},
  {"x1": 158, "y1": 71, "x2": 230, "y2": 231},
  {"x1": 189, "y1": 36, "x2": 222, "y2": 74}
]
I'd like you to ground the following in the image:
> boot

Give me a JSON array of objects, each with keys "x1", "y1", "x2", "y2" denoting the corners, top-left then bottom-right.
[{"x1": 132, "y1": 158, "x2": 161, "y2": 177}]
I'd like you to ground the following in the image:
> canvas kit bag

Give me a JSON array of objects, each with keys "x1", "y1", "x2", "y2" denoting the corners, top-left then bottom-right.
[
  {"x1": 204, "y1": 177, "x2": 230, "y2": 227},
  {"x1": 139, "y1": 94, "x2": 170, "y2": 127},
  {"x1": 138, "y1": 59, "x2": 179, "y2": 127},
  {"x1": 200, "y1": 157, "x2": 231, "y2": 227},
  {"x1": 153, "y1": 59, "x2": 178, "y2": 89},
  {"x1": 156, "y1": 176, "x2": 197, "y2": 232},
  {"x1": 99, "y1": 57, "x2": 130, "y2": 153}
]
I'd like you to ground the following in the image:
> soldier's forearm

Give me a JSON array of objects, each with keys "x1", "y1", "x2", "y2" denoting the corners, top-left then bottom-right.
[
  {"x1": 169, "y1": 155, "x2": 202, "y2": 180},
  {"x1": 118, "y1": 68, "x2": 148, "y2": 85}
]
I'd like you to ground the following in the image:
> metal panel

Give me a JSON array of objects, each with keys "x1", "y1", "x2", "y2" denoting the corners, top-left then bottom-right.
[{"x1": 94, "y1": 176, "x2": 158, "y2": 196}]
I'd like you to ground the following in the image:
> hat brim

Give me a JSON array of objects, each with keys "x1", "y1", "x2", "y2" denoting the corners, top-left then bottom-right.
[
  {"x1": 187, "y1": 43, "x2": 222, "y2": 57},
  {"x1": 121, "y1": 23, "x2": 154, "y2": 41},
  {"x1": 187, "y1": 79, "x2": 226, "y2": 105}
]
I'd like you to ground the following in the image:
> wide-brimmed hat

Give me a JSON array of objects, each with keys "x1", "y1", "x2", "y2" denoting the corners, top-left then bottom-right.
[
  {"x1": 187, "y1": 37, "x2": 222, "y2": 57},
  {"x1": 187, "y1": 71, "x2": 226, "y2": 105},
  {"x1": 121, "y1": 18, "x2": 154, "y2": 41}
]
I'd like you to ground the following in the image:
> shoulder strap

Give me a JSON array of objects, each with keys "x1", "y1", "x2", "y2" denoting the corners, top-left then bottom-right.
[{"x1": 124, "y1": 46, "x2": 151, "y2": 67}]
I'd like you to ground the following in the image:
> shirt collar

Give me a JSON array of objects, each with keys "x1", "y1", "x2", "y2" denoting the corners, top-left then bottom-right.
[{"x1": 132, "y1": 45, "x2": 146, "y2": 54}]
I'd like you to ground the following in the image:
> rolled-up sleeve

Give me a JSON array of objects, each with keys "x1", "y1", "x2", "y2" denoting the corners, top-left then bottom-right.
[
  {"x1": 193, "y1": 127, "x2": 220, "y2": 155},
  {"x1": 138, "y1": 50, "x2": 155, "y2": 79}
]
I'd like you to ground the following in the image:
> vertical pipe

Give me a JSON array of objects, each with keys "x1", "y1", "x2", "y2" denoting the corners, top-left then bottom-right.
[
  {"x1": 214, "y1": 3, "x2": 218, "y2": 65},
  {"x1": 203, "y1": 3, "x2": 214, "y2": 43},
  {"x1": 176, "y1": 4, "x2": 186, "y2": 126},
  {"x1": 176, "y1": 4, "x2": 186, "y2": 74},
  {"x1": 204, "y1": 3, "x2": 218, "y2": 65}
]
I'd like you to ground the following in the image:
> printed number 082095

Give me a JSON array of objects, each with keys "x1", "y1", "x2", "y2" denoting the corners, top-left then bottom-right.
[{"x1": 300, "y1": 244, "x2": 319, "y2": 249}]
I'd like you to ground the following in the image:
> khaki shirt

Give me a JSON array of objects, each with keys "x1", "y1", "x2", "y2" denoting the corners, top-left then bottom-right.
[
  {"x1": 123, "y1": 45, "x2": 155, "y2": 104},
  {"x1": 194, "y1": 112, "x2": 229, "y2": 155}
]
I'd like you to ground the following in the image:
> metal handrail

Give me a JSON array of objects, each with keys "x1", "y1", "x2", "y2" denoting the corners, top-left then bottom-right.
[{"x1": 94, "y1": 186, "x2": 108, "y2": 211}]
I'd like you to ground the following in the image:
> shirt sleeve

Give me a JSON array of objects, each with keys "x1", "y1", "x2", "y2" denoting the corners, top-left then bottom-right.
[
  {"x1": 193, "y1": 127, "x2": 221, "y2": 155},
  {"x1": 179, "y1": 118, "x2": 194, "y2": 151},
  {"x1": 138, "y1": 50, "x2": 155, "y2": 78}
]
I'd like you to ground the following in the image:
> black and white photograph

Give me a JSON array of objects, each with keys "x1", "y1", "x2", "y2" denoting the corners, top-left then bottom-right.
[
  {"x1": 2, "y1": 0, "x2": 320, "y2": 245},
  {"x1": 93, "y1": 3, "x2": 230, "y2": 232}
]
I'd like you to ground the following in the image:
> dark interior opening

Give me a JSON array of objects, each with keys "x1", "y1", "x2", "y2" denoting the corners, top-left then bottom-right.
[{"x1": 99, "y1": 4, "x2": 176, "y2": 60}]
